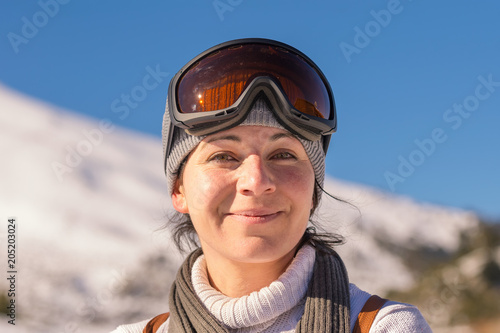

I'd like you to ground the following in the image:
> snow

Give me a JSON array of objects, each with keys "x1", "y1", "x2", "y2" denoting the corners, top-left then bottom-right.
[{"x1": 0, "y1": 84, "x2": 478, "y2": 332}]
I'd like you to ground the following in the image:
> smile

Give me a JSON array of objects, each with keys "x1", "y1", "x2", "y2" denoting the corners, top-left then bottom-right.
[{"x1": 225, "y1": 211, "x2": 283, "y2": 224}]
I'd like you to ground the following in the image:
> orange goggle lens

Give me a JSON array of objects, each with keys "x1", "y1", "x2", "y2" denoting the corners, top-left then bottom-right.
[{"x1": 176, "y1": 44, "x2": 331, "y2": 119}]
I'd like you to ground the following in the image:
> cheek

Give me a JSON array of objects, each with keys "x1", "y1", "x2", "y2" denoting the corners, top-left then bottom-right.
[
  {"x1": 275, "y1": 166, "x2": 315, "y2": 206},
  {"x1": 278, "y1": 166, "x2": 315, "y2": 191},
  {"x1": 184, "y1": 170, "x2": 234, "y2": 214}
]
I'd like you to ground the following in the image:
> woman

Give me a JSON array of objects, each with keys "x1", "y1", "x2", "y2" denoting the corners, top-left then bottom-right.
[{"x1": 112, "y1": 38, "x2": 432, "y2": 332}]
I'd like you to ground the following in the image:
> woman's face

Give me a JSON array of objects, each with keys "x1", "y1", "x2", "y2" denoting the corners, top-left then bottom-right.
[{"x1": 172, "y1": 125, "x2": 315, "y2": 265}]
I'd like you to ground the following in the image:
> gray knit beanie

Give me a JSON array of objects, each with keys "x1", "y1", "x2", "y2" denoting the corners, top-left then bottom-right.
[{"x1": 162, "y1": 98, "x2": 326, "y2": 199}]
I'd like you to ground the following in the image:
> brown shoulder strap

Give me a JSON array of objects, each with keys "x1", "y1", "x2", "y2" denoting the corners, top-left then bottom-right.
[
  {"x1": 143, "y1": 312, "x2": 170, "y2": 333},
  {"x1": 353, "y1": 295, "x2": 387, "y2": 333}
]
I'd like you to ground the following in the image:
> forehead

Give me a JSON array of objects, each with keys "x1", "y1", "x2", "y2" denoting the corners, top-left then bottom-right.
[{"x1": 203, "y1": 125, "x2": 297, "y2": 143}]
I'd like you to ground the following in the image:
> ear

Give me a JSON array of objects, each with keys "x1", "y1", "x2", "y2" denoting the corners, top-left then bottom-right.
[{"x1": 171, "y1": 179, "x2": 189, "y2": 214}]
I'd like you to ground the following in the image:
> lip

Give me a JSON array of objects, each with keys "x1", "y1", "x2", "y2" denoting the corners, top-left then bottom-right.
[{"x1": 225, "y1": 210, "x2": 283, "y2": 224}]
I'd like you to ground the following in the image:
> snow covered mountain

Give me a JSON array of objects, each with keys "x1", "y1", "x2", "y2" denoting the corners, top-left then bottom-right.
[{"x1": 0, "y1": 84, "x2": 480, "y2": 332}]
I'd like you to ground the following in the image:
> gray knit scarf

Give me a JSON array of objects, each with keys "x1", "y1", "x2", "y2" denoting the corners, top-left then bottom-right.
[{"x1": 168, "y1": 246, "x2": 351, "y2": 332}]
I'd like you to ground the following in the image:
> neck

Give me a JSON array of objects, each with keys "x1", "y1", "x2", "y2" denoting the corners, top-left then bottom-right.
[{"x1": 203, "y1": 247, "x2": 298, "y2": 298}]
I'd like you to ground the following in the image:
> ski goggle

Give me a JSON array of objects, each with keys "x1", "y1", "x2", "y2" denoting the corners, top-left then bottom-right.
[{"x1": 165, "y1": 38, "x2": 337, "y2": 162}]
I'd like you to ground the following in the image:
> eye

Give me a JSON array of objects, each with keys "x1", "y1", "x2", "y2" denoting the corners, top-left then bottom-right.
[
  {"x1": 208, "y1": 153, "x2": 236, "y2": 163},
  {"x1": 271, "y1": 151, "x2": 296, "y2": 160}
]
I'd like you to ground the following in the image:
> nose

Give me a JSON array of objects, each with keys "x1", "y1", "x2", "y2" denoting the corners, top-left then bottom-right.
[{"x1": 236, "y1": 155, "x2": 276, "y2": 196}]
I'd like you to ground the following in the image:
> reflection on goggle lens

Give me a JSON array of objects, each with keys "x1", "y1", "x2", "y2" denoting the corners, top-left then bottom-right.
[{"x1": 176, "y1": 44, "x2": 331, "y2": 119}]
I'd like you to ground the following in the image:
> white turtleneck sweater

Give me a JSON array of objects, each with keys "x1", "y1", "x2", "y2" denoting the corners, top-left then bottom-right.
[{"x1": 111, "y1": 245, "x2": 432, "y2": 333}]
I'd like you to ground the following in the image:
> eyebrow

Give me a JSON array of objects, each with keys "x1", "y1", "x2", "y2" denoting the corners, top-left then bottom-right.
[
  {"x1": 269, "y1": 132, "x2": 296, "y2": 142},
  {"x1": 198, "y1": 135, "x2": 241, "y2": 151},
  {"x1": 206, "y1": 135, "x2": 241, "y2": 144}
]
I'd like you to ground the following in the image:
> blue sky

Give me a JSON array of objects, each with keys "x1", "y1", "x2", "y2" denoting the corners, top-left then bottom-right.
[{"x1": 1, "y1": 0, "x2": 499, "y2": 220}]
